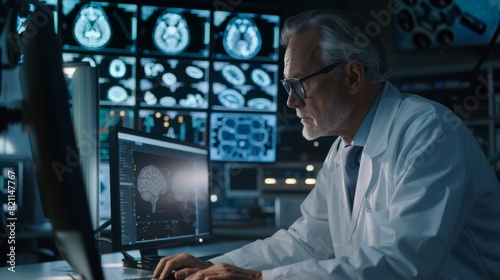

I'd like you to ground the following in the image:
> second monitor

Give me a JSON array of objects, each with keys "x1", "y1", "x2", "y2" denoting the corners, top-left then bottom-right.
[{"x1": 108, "y1": 127, "x2": 212, "y2": 260}]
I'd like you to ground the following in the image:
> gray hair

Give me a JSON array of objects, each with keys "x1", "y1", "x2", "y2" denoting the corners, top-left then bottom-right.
[{"x1": 280, "y1": 9, "x2": 390, "y2": 83}]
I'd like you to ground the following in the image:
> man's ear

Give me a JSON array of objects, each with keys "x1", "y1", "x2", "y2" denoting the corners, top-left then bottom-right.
[{"x1": 344, "y1": 60, "x2": 365, "y2": 94}]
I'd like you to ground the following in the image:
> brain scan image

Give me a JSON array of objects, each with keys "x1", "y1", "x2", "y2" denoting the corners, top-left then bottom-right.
[
  {"x1": 73, "y1": 4, "x2": 112, "y2": 50},
  {"x1": 223, "y1": 17, "x2": 262, "y2": 59},
  {"x1": 221, "y1": 64, "x2": 246, "y2": 86},
  {"x1": 143, "y1": 91, "x2": 158, "y2": 105},
  {"x1": 217, "y1": 89, "x2": 245, "y2": 109},
  {"x1": 107, "y1": 86, "x2": 128, "y2": 103},
  {"x1": 137, "y1": 165, "x2": 168, "y2": 214},
  {"x1": 212, "y1": 61, "x2": 278, "y2": 112},
  {"x1": 210, "y1": 113, "x2": 276, "y2": 162},
  {"x1": 153, "y1": 12, "x2": 191, "y2": 55},
  {"x1": 251, "y1": 68, "x2": 271, "y2": 87},
  {"x1": 139, "y1": 58, "x2": 209, "y2": 109},
  {"x1": 109, "y1": 59, "x2": 127, "y2": 78}
]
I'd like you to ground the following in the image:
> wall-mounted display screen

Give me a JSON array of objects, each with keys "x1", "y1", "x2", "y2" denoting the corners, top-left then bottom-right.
[
  {"x1": 138, "y1": 57, "x2": 209, "y2": 109},
  {"x1": 211, "y1": 61, "x2": 278, "y2": 112},
  {"x1": 60, "y1": 0, "x2": 137, "y2": 53},
  {"x1": 139, "y1": 6, "x2": 210, "y2": 57},
  {"x1": 395, "y1": 0, "x2": 499, "y2": 51},
  {"x1": 209, "y1": 112, "x2": 276, "y2": 162},
  {"x1": 63, "y1": 53, "x2": 137, "y2": 106},
  {"x1": 212, "y1": 11, "x2": 280, "y2": 61},
  {"x1": 137, "y1": 110, "x2": 207, "y2": 145},
  {"x1": 99, "y1": 108, "x2": 135, "y2": 160}
]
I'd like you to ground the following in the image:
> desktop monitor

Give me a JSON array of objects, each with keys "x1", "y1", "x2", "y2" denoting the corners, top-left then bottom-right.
[
  {"x1": 108, "y1": 127, "x2": 212, "y2": 259},
  {"x1": 224, "y1": 163, "x2": 261, "y2": 198},
  {"x1": 19, "y1": 3, "x2": 104, "y2": 279}
]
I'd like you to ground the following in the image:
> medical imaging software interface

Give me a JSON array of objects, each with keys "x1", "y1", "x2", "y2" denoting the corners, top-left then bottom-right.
[{"x1": 114, "y1": 131, "x2": 211, "y2": 248}]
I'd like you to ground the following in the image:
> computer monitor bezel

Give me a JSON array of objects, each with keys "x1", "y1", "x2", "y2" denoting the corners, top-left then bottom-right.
[{"x1": 108, "y1": 126, "x2": 213, "y2": 254}]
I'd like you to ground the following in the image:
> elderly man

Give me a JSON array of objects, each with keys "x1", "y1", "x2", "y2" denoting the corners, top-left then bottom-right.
[{"x1": 153, "y1": 9, "x2": 500, "y2": 280}]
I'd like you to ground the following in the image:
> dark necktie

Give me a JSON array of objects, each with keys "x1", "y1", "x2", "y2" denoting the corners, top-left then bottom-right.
[{"x1": 344, "y1": 145, "x2": 363, "y2": 210}]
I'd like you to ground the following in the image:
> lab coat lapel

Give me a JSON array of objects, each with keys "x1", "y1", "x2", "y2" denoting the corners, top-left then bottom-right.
[{"x1": 348, "y1": 82, "x2": 402, "y2": 231}]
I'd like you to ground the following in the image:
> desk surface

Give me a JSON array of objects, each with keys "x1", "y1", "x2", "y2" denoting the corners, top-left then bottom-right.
[{"x1": 0, "y1": 239, "x2": 253, "y2": 279}]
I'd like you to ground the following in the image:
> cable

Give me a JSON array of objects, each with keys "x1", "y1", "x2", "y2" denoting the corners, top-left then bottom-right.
[{"x1": 464, "y1": 23, "x2": 500, "y2": 81}]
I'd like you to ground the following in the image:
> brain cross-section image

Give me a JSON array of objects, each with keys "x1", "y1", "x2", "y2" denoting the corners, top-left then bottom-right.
[
  {"x1": 133, "y1": 151, "x2": 199, "y2": 239},
  {"x1": 210, "y1": 113, "x2": 276, "y2": 162},
  {"x1": 137, "y1": 165, "x2": 168, "y2": 214},
  {"x1": 153, "y1": 12, "x2": 191, "y2": 55},
  {"x1": 73, "y1": 4, "x2": 112, "y2": 50},
  {"x1": 223, "y1": 17, "x2": 262, "y2": 60}
]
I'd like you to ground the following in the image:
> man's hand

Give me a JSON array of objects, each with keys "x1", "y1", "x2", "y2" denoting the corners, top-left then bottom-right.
[
  {"x1": 153, "y1": 252, "x2": 212, "y2": 280},
  {"x1": 184, "y1": 263, "x2": 263, "y2": 280}
]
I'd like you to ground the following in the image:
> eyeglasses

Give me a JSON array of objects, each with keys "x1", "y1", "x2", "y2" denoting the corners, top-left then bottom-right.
[{"x1": 280, "y1": 62, "x2": 344, "y2": 99}]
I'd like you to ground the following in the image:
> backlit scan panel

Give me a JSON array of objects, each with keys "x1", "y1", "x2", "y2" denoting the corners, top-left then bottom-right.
[
  {"x1": 211, "y1": 61, "x2": 278, "y2": 112},
  {"x1": 212, "y1": 11, "x2": 280, "y2": 61},
  {"x1": 63, "y1": 52, "x2": 136, "y2": 106},
  {"x1": 60, "y1": 0, "x2": 137, "y2": 53},
  {"x1": 99, "y1": 108, "x2": 134, "y2": 160},
  {"x1": 137, "y1": 110, "x2": 207, "y2": 145},
  {"x1": 139, "y1": 6, "x2": 210, "y2": 57},
  {"x1": 209, "y1": 112, "x2": 276, "y2": 162},
  {"x1": 139, "y1": 57, "x2": 209, "y2": 109}
]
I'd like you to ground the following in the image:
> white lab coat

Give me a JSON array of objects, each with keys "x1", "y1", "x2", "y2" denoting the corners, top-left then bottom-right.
[{"x1": 210, "y1": 82, "x2": 500, "y2": 279}]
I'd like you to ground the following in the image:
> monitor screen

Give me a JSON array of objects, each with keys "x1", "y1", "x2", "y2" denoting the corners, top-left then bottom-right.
[
  {"x1": 211, "y1": 61, "x2": 278, "y2": 112},
  {"x1": 395, "y1": 0, "x2": 500, "y2": 51},
  {"x1": 137, "y1": 110, "x2": 207, "y2": 146},
  {"x1": 139, "y1": 6, "x2": 210, "y2": 57},
  {"x1": 138, "y1": 57, "x2": 209, "y2": 109},
  {"x1": 212, "y1": 11, "x2": 280, "y2": 61},
  {"x1": 109, "y1": 127, "x2": 212, "y2": 253},
  {"x1": 60, "y1": 0, "x2": 138, "y2": 53},
  {"x1": 63, "y1": 53, "x2": 137, "y2": 106},
  {"x1": 224, "y1": 163, "x2": 260, "y2": 198},
  {"x1": 209, "y1": 112, "x2": 277, "y2": 162}
]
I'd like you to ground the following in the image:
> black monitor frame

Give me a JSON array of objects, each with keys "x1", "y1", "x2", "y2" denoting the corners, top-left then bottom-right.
[
  {"x1": 108, "y1": 126, "x2": 213, "y2": 259},
  {"x1": 19, "y1": 3, "x2": 104, "y2": 279}
]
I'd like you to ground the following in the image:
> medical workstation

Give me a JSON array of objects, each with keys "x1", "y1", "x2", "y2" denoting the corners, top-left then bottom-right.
[{"x1": 0, "y1": 0, "x2": 499, "y2": 279}]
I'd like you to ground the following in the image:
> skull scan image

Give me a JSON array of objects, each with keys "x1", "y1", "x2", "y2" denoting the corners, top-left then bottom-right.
[
  {"x1": 73, "y1": 4, "x2": 112, "y2": 50},
  {"x1": 223, "y1": 17, "x2": 262, "y2": 60},
  {"x1": 137, "y1": 165, "x2": 169, "y2": 213},
  {"x1": 153, "y1": 12, "x2": 191, "y2": 55}
]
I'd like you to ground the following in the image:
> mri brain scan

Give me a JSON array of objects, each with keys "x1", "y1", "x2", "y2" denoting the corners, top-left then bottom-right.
[
  {"x1": 73, "y1": 4, "x2": 112, "y2": 49},
  {"x1": 223, "y1": 17, "x2": 262, "y2": 59},
  {"x1": 109, "y1": 59, "x2": 127, "y2": 78},
  {"x1": 210, "y1": 113, "x2": 276, "y2": 162},
  {"x1": 137, "y1": 165, "x2": 168, "y2": 213},
  {"x1": 153, "y1": 12, "x2": 191, "y2": 55}
]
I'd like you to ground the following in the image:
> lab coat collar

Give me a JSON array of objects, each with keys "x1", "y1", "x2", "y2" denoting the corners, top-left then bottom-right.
[{"x1": 333, "y1": 82, "x2": 401, "y2": 165}]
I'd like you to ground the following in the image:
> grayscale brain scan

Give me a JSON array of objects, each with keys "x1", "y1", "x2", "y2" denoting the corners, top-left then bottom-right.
[
  {"x1": 217, "y1": 89, "x2": 245, "y2": 109},
  {"x1": 221, "y1": 64, "x2": 246, "y2": 86},
  {"x1": 153, "y1": 12, "x2": 191, "y2": 55},
  {"x1": 137, "y1": 165, "x2": 168, "y2": 213},
  {"x1": 73, "y1": 4, "x2": 112, "y2": 49},
  {"x1": 223, "y1": 17, "x2": 262, "y2": 59}
]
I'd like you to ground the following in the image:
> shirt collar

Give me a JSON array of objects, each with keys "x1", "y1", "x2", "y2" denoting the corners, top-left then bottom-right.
[{"x1": 351, "y1": 83, "x2": 383, "y2": 147}]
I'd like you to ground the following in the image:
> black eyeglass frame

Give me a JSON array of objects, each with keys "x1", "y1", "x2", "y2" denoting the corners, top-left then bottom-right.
[{"x1": 280, "y1": 62, "x2": 345, "y2": 99}]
